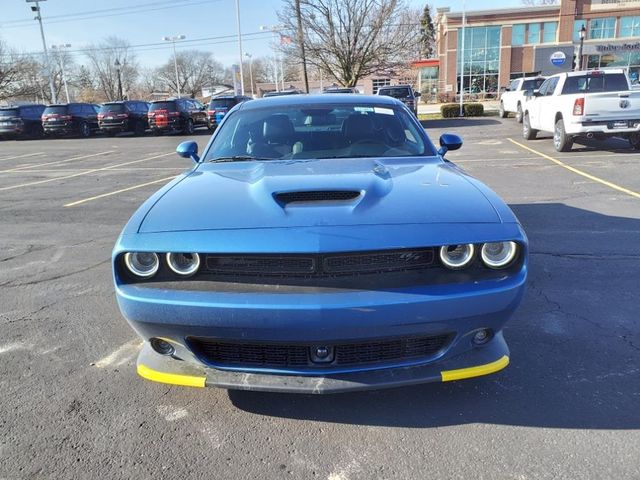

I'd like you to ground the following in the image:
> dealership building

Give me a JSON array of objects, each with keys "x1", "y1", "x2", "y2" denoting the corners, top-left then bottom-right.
[{"x1": 422, "y1": 0, "x2": 640, "y2": 99}]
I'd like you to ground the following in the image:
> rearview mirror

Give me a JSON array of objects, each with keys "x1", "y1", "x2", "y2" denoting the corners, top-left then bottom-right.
[
  {"x1": 176, "y1": 141, "x2": 200, "y2": 163},
  {"x1": 438, "y1": 133, "x2": 463, "y2": 157}
]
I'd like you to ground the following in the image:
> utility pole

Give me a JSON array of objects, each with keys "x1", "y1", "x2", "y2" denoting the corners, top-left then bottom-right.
[
  {"x1": 245, "y1": 53, "x2": 255, "y2": 97},
  {"x1": 235, "y1": 0, "x2": 245, "y2": 95},
  {"x1": 114, "y1": 59, "x2": 123, "y2": 100},
  {"x1": 295, "y1": 0, "x2": 309, "y2": 93},
  {"x1": 163, "y1": 35, "x2": 186, "y2": 97},
  {"x1": 51, "y1": 44, "x2": 72, "y2": 103},
  {"x1": 459, "y1": 0, "x2": 466, "y2": 117},
  {"x1": 26, "y1": 0, "x2": 56, "y2": 104}
]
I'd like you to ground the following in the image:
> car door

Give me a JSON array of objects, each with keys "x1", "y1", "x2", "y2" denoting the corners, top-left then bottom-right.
[
  {"x1": 504, "y1": 79, "x2": 521, "y2": 112},
  {"x1": 538, "y1": 77, "x2": 560, "y2": 132},
  {"x1": 527, "y1": 79, "x2": 553, "y2": 130}
]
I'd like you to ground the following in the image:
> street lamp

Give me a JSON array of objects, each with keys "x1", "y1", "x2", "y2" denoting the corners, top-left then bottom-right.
[
  {"x1": 245, "y1": 53, "x2": 254, "y2": 97},
  {"x1": 114, "y1": 59, "x2": 123, "y2": 100},
  {"x1": 162, "y1": 34, "x2": 186, "y2": 97},
  {"x1": 578, "y1": 24, "x2": 587, "y2": 71},
  {"x1": 26, "y1": 0, "x2": 56, "y2": 104},
  {"x1": 51, "y1": 43, "x2": 71, "y2": 104}
]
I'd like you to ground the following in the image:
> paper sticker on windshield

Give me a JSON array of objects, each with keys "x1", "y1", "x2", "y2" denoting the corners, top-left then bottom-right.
[
  {"x1": 374, "y1": 107, "x2": 394, "y2": 115},
  {"x1": 354, "y1": 107, "x2": 374, "y2": 113}
]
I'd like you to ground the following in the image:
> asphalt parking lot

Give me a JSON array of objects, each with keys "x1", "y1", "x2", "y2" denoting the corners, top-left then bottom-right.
[{"x1": 1, "y1": 120, "x2": 639, "y2": 479}]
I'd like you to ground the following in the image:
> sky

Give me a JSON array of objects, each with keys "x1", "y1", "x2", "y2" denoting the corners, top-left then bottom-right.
[{"x1": 0, "y1": 0, "x2": 524, "y2": 68}]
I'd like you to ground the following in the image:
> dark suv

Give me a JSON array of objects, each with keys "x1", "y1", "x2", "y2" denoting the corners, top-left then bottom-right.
[
  {"x1": 207, "y1": 95, "x2": 251, "y2": 130},
  {"x1": 148, "y1": 98, "x2": 208, "y2": 135},
  {"x1": 98, "y1": 101, "x2": 149, "y2": 136},
  {"x1": 42, "y1": 103, "x2": 100, "y2": 138},
  {"x1": 376, "y1": 85, "x2": 420, "y2": 116},
  {"x1": 0, "y1": 104, "x2": 46, "y2": 139}
]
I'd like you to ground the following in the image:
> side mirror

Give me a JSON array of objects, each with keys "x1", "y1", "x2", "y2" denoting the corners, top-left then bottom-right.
[
  {"x1": 415, "y1": 92, "x2": 422, "y2": 98},
  {"x1": 438, "y1": 133, "x2": 463, "y2": 157},
  {"x1": 176, "y1": 141, "x2": 200, "y2": 163}
]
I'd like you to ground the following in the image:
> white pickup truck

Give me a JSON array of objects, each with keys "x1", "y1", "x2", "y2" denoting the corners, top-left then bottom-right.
[
  {"x1": 499, "y1": 76, "x2": 546, "y2": 123},
  {"x1": 522, "y1": 69, "x2": 640, "y2": 152}
]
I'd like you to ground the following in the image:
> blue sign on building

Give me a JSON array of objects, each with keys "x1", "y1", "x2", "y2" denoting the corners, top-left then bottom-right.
[{"x1": 550, "y1": 51, "x2": 567, "y2": 67}]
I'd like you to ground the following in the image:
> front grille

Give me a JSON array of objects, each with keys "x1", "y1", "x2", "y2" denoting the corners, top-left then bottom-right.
[
  {"x1": 204, "y1": 248, "x2": 436, "y2": 277},
  {"x1": 274, "y1": 190, "x2": 361, "y2": 204},
  {"x1": 188, "y1": 334, "x2": 452, "y2": 369}
]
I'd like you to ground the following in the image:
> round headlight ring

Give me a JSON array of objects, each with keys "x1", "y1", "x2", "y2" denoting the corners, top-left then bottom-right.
[
  {"x1": 439, "y1": 244, "x2": 475, "y2": 270},
  {"x1": 481, "y1": 241, "x2": 518, "y2": 269},
  {"x1": 166, "y1": 252, "x2": 201, "y2": 277},
  {"x1": 124, "y1": 252, "x2": 160, "y2": 278}
]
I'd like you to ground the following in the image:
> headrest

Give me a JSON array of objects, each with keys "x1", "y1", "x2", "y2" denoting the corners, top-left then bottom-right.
[
  {"x1": 263, "y1": 114, "x2": 294, "y2": 143},
  {"x1": 342, "y1": 114, "x2": 376, "y2": 141}
]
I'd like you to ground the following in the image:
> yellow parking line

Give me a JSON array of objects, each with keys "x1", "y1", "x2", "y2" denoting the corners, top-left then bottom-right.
[
  {"x1": 0, "y1": 151, "x2": 116, "y2": 173},
  {"x1": 64, "y1": 176, "x2": 176, "y2": 207},
  {"x1": 508, "y1": 138, "x2": 640, "y2": 200},
  {"x1": 0, "y1": 152, "x2": 173, "y2": 192},
  {"x1": 0, "y1": 152, "x2": 45, "y2": 162}
]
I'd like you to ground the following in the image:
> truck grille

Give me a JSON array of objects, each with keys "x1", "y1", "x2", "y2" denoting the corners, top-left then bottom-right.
[
  {"x1": 188, "y1": 334, "x2": 452, "y2": 369},
  {"x1": 204, "y1": 248, "x2": 435, "y2": 277}
]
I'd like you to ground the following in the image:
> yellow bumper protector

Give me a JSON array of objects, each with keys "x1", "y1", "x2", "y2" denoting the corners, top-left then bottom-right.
[
  {"x1": 137, "y1": 363, "x2": 206, "y2": 388},
  {"x1": 440, "y1": 355, "x2": 509, "y2": 382}
]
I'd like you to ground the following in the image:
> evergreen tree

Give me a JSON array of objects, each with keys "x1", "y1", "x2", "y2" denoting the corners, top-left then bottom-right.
[{"x1": 420, "y1": 5, "x2": 436, "y2": 59}]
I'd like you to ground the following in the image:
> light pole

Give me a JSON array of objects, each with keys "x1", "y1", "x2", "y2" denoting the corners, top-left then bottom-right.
[
  {"x1": 114, "y1": 59, "x2": 123, "y2": 100},
  {"x1": 260, "y1": 25, "x2": 286, "y2": 92},
  {"x1": 245, "y1": 53, "x2": 254, "y2": 97},
  {"x1": 51, "y1": 43, "x2": 71, "y2": 104},
  {"x1": 459, "y1": 0, "x2": 466, "y2": 117},
  {"x1": 578, "y1": 24, "x2": 587, "y2": 71},
  {"x1": 26, "y1": 0, "x2": 56, "y2": 104},
  {"x1": 235, "y1": 0, "x2": 245, "y2": 95},
  {"x1": 162, "y1": 34, "x2": 186, "y2": 97}
]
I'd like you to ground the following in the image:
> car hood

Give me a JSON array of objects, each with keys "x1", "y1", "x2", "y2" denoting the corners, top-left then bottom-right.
[{"x1": 138, "y1": 157, "x2": 501, "y2": 233}]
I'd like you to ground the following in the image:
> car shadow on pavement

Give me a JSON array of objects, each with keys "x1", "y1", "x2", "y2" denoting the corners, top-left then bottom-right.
[
  {"x1": 229, "y1": 203, "x2": 640, "y2": 430},
  {"x1": 420, "y1": 118, "x2": 502, "y2": 129}
]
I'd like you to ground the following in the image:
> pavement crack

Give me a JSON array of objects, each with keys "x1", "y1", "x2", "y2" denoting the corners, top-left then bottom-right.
[
  {"x1": 530, "y1": 251, "x2": 640, "y2": 260},
  {"x1": 0, "y1": 259, "x2": 111, "y2": 288}
]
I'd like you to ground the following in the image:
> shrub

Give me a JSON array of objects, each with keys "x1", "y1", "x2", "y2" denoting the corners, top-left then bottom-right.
[
  {"x1": 440, "y1": 104, "x2": 460, "y2": 118},
  {"x1": 464, "y1": 103, "x2": 484, "y2": 117}
]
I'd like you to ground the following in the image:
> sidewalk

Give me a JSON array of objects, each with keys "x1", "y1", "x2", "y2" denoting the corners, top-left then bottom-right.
[{"x1": 418, "y1": 100, "x2": 500, "y2": 115}]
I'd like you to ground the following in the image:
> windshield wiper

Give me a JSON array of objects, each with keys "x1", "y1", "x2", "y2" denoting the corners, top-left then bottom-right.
[{"x1": 208, "y1": 155, "x2": 259, "y2": 163}]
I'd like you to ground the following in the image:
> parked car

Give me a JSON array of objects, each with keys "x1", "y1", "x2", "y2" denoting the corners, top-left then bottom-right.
[
  {"x1": 263, "y1": 89, "x2": 304, "y2": 98},
  {"x1": 42, "y1": 103, "x2": 100, "y2": 138},
  {"x1": 499, "y1": 76, "x2": 546, "y2": 123},
  {"x1": 522, "y1": 69, "x2": 640, "y2": 152},
  {"x1": 206, "y1": 95, "x2": 251, "y2": 130},
  {"x1": 322, "y1": 87, "x2": 359, "y2": 94},
  {"x1": 113, "y1": 94, "x2": 528, "y2": 394},
  {"x1": 148, "y1": 98, "x2": 208, "y2": 135},
  {"x1": 98, "y1": 101, "x2": 149, "y2": 136},
  {"x1": 0, "y1": 104, "x2": 46, "y2": 140},
  {"x1": 376, "y1": 85, "x2": 420, "y2": 115}
]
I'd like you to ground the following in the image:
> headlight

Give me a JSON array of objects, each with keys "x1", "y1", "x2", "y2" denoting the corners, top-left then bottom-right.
[
  {"x1": 166, "y1": 252, "x2": 200, "y2": 276},
  {"x1": 481, "y1": 242, "x2": 518, "y2": 269},
  {"x1": 439, "y1": 244, "x2": 475, "y2": 269},
  {"x1": 124, "y1": 252, "x2": 159, "y2": 278}
]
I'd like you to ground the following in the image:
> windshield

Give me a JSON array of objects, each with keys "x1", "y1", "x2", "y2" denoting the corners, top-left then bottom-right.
[
  {"x1": 99, "y1": 103, "x2": 126, "y2": 113},
  {"x1": 204, "y1": 104, "x2": 432, "y2": 161},
  {"x1": 0, "y1": 109, "x2": 19, "y2": 117},
  {"x1": 43, "y1": 106, "x2": 68, "y2": 115},
  {"x1": 149, "y1": 101, "x2": 176, "y2": 111},
  {"x1": 562, "y1": 73, "x2": 629, "y2": 94},
  {"x1": 522, "y1": 79, "x2": 545, "y2": 91}
]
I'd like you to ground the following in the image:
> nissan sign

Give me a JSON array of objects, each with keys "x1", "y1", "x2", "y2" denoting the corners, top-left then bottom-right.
[{"x1": 550, "y1": 51, "x2": 567, "y2": 67}]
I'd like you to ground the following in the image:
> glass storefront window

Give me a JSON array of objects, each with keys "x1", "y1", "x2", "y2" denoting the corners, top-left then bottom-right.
[
  {"x1": 527, "y1": 23, "x2": 540, "y2": 44},
  {"x1": 589, "y1": 17, "x2": 616, "y2": 40},
  {"x1": 512, "y1": 24, "x2": 525, "y2": 46},
  {"x1": 574, "y1": 20, "x2": 587, "y2": 42},
  {"x1": 543, "y1": 22, "x2": 558, "y2": 43},
  {"x1": 456, "y1": 26, "x2": 501, "y2": 95},
  {"x1": 586, "y1": 51, "x2": 640, "y2": 85},
  {"x1": 620, "y1": 16, "x2": 640, "y2": 38}
]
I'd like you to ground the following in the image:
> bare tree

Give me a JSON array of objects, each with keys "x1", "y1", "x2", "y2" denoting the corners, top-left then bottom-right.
[
  {"x1": 0, "y1": 40, "x2": 38, "y2": 101},
  {"x1": 85, "y1": 36, "x2": 138, "y2": 101},
  {"x1": 157, "y1": 50, "x2": 225, "y2": 98},
  {"x1": 278, "y1": 0, "x2": 420, "y2": 87}
]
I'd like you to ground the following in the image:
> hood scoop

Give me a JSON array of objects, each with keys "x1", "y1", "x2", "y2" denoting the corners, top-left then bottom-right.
[{"x1": 274, "y1": 190, "x2": 362, "y2": 206}]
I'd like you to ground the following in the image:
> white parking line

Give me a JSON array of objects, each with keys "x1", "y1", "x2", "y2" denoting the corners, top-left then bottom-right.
[
  {"x1": 0, "y1": 151, "x2": 116, "y2": 173},
  {"x1": 0, "y1": 152, "x2": 45, "y2": 163},
  {"x1": 93, "y1": 339, "x2": 142, "y2": 368},
  {"x1": 64, "y1": 176, "x2": 176, "y2": 207}
]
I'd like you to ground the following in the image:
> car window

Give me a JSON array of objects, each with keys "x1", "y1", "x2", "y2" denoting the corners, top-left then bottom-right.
[
  {"x1": 100, "y1": 103, "x2": 126, "y2": 114},
  {"x1": 68, "y1": 105, "x2": 82, "y2": 115},
  {"x1": 210, "y1": 98, "x2": 237, "y2": 109},
  {"x1": 562, "y1": 73, "x2": 629, "y2": 94},
  {"x1": 43, "y1": 106, "x2": 69, "y2": 115},
  {"x1": 204, "y1": 104, "x2": 432, "y2": 162},
  {"x1": 0, "y1": 108, "x2": 19, "y2": 117},
  {"x1": 378, "y1": 87, "x2": 412, "y2": 98},
  {"x1": 150, "y1": 101, "x2": 177, "y2": 111},
  {"x1": 522, "y1": 78, "x2": 545, "y2": 91},
  {"x1": 544, "y1": 77, "x2": 559, "y2": 96}
]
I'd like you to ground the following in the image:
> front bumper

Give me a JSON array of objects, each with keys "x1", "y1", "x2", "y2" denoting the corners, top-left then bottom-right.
[{"x1": 137, "y1": 333, "x2": 510, "y2": 393}]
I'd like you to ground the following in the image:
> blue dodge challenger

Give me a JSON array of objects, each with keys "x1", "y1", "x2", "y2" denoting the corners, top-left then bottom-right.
[{"x1": 113, "y1": 94, "x2": 527, "y2": 393}]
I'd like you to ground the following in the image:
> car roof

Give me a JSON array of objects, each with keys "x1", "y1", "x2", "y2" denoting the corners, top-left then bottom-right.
[
  {"x1": 565, "y1": 68, "x2": 626, "y2": 77},
  {"x1": 378, "y1": 84, "x2": 412, "y2": 89},
  {"x1": 239, "y1": 93, "x2": 401, "y2": 111}
]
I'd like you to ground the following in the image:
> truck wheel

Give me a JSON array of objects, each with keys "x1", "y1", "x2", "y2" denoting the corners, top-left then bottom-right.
[
  {"x1": 134, "y1": 121, "x2": 146, "y2": 136},
  {"x1": 554, "y1": 119, "x2": 573, "y2": 152},
  {"x1": 80, "y1": 122, "x2": 91, "y2": 138},
  {"x1": 629, "y1": 133, "x2": 640, "y2": 150},
  {"x1": 523, "y1": 113, "x2": 537, "y2": 140},
  {"x1": 516, "y1": 104, "x2": 523, "y2": 124},
  {"x1": 499, "y1": 102, "x2": 507, "y2": 118}
]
